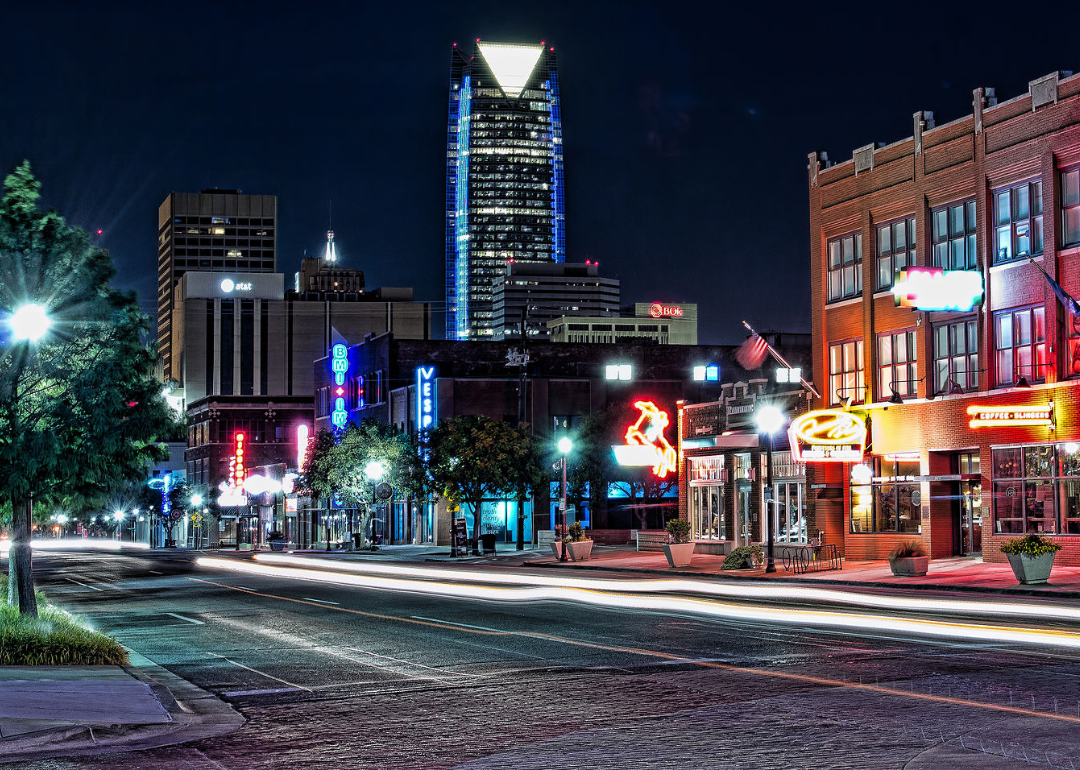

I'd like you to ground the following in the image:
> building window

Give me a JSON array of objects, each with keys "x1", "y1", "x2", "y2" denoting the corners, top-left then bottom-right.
[
  {"x1": 994, "y1": 306, "x2": 1047, "y2": 386},
  {"x1": 876, "y1": 217, "x2": 915, "y2": 290},
  {"x1": 829, "y1": 338, "x2": 864, "y2": 405},
  {"x1": 933, "y1": 318, "x2": 979, "y2": 394},
  {"x1": 932, "y1": 199, "x2": 977, "y2": 270},
  {"x1": 827, "y1": 231, "x2": 862, "y2": 302},
  {"x1": 992, "y1": 444, "x2": 1080, "y2": 535},
  {"x1": 877, "y1": 329, "x2": 917, "y2": 400},
  {"x1": 850, "y1": 457, "x2": 921, "y2": 533},
  {"x1": 993, "y1": 179, "x2": 1042, "y2": 264},
  {"x1": 1063, "y1": 168, "x2": 1080, "y2": 247}
]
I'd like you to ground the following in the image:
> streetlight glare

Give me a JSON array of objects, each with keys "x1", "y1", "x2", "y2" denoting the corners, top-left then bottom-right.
[
  {"x1": 557, "y1": 437, "x2": 573, "y2": 454},
  {"x1": 755, "y1": 404, "x2": 785, "y2": 435},
  {"x1": 365, "y1": 460, "x2": 386, "y2": 481},
  {"x1": 190, "y1": 493, "x2": 204, "y2": 507},
  {"x1": 10, "y1": 303, "x2": 51, "y2": 342},
  {"x1": 112, "y1": 511, "x2": 125, "y2": 521}
]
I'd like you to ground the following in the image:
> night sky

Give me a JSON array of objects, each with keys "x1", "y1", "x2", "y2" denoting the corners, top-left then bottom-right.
[{"x1": 5, "y1": 2, "x2": 1080, "y2": 344}]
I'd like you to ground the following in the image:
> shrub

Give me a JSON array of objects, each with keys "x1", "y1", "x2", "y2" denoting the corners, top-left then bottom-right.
[
  {"x1": 1001, "y1": 533, "x2": 1062, "y2": 557},
  {"x1": 567, "y1": 522, "x2": 590, "y2": 542},
  {"x1": 888, "y1": 539, "x2": 928, "y2": 562},
  {"x1": 721, "y1": 544, "x2": 764, "y2": 570},
  {"x1": 665, "y1": 518, "x2": 692, "y2": 545},
  {"x1": 268, "y1": 530, "x2": 285, "y2": 541}
]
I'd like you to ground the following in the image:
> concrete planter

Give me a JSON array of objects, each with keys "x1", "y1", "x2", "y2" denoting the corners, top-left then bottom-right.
[
  {"x1": 551, "y1": 541, "x2": 563, "y2": 559},
  {"x1": 1007, "y1": 552, "x2": 1056, "y2": 585},
  {"x1": 889, "y1": 556, "x2": 928, "y2": 577},
  {"x1": 663, "y1": 542, "x2": 695, "y2": 568},
  {"x1": 566, "y1": 540, "x2": 594, "y2": 561}
]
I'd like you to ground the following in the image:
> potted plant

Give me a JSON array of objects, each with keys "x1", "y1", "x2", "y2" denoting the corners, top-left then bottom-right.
[
  {"x1": 1001, "y1": 533, "x2": 1062, "y2": 585},
  {"x1": 721, "y1": 544, "x2": 764, "y2": 570},
  {"x1": 662, "y1": 518, "x2": 694, "y2": 568},
  {"x1": 565, "y1": 522, "x2": 594, "y2": 561},
  {"x1": 888, "y1": 539, "x2": 928, "y2": 577},
  {"x1": 268, "y1": 530, "x2": 286, "y2": 552},
  {"x1": 550, "y1": 524, "x2": 567, "y2": 559}
]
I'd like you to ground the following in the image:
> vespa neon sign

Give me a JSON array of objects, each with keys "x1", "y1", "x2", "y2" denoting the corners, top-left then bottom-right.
[
  {"x1": 788, "y1": 409, "x2": 867, "y2": 463},
  {"x1": 416, "y1": 366, "x2": 436, "y2": 430},
  {"x1": 612, "y1": 400, "x2": 677, "y2": 478}
]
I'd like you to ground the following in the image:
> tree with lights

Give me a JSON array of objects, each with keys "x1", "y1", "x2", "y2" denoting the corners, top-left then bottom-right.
[{"x1": 0, "y1": 162, "x2": 179, "y2": 616}]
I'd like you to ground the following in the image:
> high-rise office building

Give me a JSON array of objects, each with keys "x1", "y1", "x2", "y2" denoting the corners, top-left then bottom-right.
[
  {"x1": 445, "y1": 40, "x2": 564, "y2": 340},
  {"x1": 157, "y1": 190, "x2": 277, "y2": 378},
  {"x1": 492, "y1": 261, "x2": 619, "y2": 341}
]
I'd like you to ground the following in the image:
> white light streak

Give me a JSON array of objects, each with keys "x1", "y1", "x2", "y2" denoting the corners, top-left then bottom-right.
[
  {"x1": 199, "y1": 557, "x2": 1080, "y2": 649},
  {"x1": 0, "y1": 539, "x2": 149, "y2": 554}
]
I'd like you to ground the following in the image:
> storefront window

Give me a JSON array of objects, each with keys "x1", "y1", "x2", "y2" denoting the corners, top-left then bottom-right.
[
  {"x1": 850, "y1": 458, "x2": 921, "y2": 533},
  {"x1": 992, "y1": 444, "x2": 1080, "y2": 535}
]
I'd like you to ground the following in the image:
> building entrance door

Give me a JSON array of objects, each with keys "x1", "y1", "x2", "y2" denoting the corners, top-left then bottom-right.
[
  {"x1": 736, "y1": 481, "x2": 752, "y2": 545},
  {"x1": 954, "y1": 452, "x2": 982, "y2": 556}
]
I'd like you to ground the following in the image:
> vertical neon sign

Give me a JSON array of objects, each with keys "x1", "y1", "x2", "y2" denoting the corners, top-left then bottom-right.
[
  {"x1": 416, "y1": 366, "x2": 436, "y2": 430},
  {"x1": 234, "y1": 432, "x2": 246, "y2": 489},
  {"x1": 331, "y1": 343, "x2": 349, "y2": 428},
  {"x1": 297, "y1": 424, "x2": 309, "y2": 470}
]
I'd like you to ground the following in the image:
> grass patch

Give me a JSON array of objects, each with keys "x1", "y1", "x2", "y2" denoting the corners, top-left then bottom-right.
[{"x1": 0, "y1": 573, "x2": 129, "y2": 665}]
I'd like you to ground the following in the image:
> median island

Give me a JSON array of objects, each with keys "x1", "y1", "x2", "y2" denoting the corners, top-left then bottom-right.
[{"x1": 1, "y1": 576, "x2": 128, "y2": 665}]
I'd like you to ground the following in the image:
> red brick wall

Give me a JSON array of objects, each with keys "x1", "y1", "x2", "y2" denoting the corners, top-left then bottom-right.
[{"x1": 809, "y1": 74, "x2": 1080, "y2": 564}]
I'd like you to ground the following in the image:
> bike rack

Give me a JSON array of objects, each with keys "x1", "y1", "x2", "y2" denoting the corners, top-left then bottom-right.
[{"x1": 782, "y1": 543, "x2": 842, "y2": 574}]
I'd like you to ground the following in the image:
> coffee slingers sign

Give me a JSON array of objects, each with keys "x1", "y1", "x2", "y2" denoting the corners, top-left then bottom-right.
[
  {"x1": 788, "y1": 409, "x2": 868, "y2": 463},
  {"x1": 967, "y1": 403, "x2": 1054, "y2": 428}
]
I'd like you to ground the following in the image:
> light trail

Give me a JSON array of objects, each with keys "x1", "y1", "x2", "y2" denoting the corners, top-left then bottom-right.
[
  {"x1": 0, "y1": 539, "x2": 149, "y2": 554},
  {"x1": 199, "y1": 557, "x2": 1080, "y2": 649},
  {"x1": 253, "y1": 553, "x2": 1080, "y2": 624}
]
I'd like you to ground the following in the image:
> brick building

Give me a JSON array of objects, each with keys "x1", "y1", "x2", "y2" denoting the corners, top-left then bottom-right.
[{"x1": 809, "y1": 70, "x2": 1080, "y2": 565}]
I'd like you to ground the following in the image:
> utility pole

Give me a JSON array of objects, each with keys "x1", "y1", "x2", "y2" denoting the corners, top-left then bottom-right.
[{"x1": 507, "y1": 307, "x2": 530, "y2": 550}]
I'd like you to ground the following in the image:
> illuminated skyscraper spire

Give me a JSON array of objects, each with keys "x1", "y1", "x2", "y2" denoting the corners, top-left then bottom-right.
[{"x1": 324, "y1": 229, "x2": 337, "y2": 263}]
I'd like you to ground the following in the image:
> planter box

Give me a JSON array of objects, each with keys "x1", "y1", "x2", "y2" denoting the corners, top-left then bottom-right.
[
  {"x1": 663, "y1": 542, "x2": 695, "y2": 568},
  {"x1": 1007, "y1": 552, "x2": 1056, "y2": 585},
  {"x1": 551, "y1": 541, "x2": 563, "y2": 559},
  {"x1": 889, "y1": 556, "x2": 928, "y2": 577},
  {"x1": 566, "y1": 540, "x2": 594, "y2": 561},
  {"x1": 269, "y1": 540, "x2": 286, "y2": 552}
]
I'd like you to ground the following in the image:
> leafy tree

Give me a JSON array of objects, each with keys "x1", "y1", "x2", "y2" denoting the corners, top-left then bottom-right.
[
  {"x1": 302, "y1": 419, "x2": 424, "y2": 545},
  {"x1": 501, "y1": 423, "x2": 550, "y2": 549},
  {"x1": 0, "y1": 162, "x2": 179, "y2": 614},
  {"x1": 428, "y1": 415, "x2": 532, "y2": 544},
  {"x1": 165, "y1": 478, "x2": 190, "y2": 547}
]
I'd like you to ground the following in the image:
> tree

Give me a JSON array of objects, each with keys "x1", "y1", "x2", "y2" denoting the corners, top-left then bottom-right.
[
  {"x1": 428, "y1": 415, "x2": 532, "y2": 545},
  {"x1": 302, "y1": 419, "x2": 424, "y2": 545},
  {"x1": 0, "y1": 162, "x2": 179, "y2": 615},
  {"x1": 165, "y1": 478, "x2": 190, "y2": 547},
  {"x1": 501, "y1": 424, "x2": 550, "y2": 549}
]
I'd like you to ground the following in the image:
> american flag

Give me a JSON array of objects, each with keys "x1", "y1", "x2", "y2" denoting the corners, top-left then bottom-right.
[{"x1": 735, "y1": 333, "x2": 770, "y2": 370}]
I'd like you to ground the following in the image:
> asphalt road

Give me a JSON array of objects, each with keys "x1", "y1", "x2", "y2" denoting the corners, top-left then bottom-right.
[{"x1": 14, "y1": 550, "x2": 1080, "y2": 769}]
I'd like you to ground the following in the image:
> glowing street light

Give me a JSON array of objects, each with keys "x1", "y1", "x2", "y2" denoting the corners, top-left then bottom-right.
[
  {"x1": 190, "y1": 493, "x2": 204, "y2": 507},
  {"x1": 557, "y1": 437, "x2": 573, "y2": 563},
  {"x1": 755, "y1": 404, "x2": 786, "y2": 574},
  {"x1": 364, "y1": 460, "x2": 387, "y2": 549},
  {"x1": 10, "y1": 303, "x2": 51, "y2": 342}
]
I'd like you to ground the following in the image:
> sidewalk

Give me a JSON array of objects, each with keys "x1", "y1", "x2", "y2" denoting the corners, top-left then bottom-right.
[{"x1": 0, "y1": 651, "x2": 243, "y2": 764}]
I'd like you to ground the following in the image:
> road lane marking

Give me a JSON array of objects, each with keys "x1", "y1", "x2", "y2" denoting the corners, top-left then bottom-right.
[
  {"x1": 148, "y1": 570, "x2": 163, "y2": 575},
  {"x1": 222, "y1": 687, "x2": 303, "y2": 697},
  {"x1": 303, "y1": 597, "x2": 341, "y2": 605},
  {"x1": 206, "y1": 652, "x2": 312, "y2": 692},
  {"x1": 166, "y1": 613, "x2": 204, "y2": 625},
  {"x1": 411, "y1": 616, "x2": 508, "y2": 633},
  {"x1": 342, "y1": 647, "x2": 483, "y2": 679},
  {"x1": 65, "y1": 577, "x2": 103, "y2": 591},
  {"x1": 190, "y1": 575, "x2": 1080, "y2": 727}
]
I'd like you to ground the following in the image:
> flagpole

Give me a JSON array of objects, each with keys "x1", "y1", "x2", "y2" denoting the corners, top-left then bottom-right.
[{"x1": 742, "y1": 320, "x2": 822, "y2": 399}]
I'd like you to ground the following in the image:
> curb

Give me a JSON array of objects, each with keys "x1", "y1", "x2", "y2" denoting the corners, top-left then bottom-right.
[{"x1": 0, "y1": 651, "x2": 245, "y2": 764}]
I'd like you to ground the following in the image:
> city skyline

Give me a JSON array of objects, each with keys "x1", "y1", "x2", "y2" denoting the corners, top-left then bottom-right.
[{"x1": 7, "y1": 3, "x2": 1080, "y2": 344}]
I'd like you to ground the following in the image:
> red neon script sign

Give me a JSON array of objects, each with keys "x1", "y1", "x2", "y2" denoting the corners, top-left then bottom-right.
[{"x1": 649, "y1": 303, "x2": 684, "y2": 318}]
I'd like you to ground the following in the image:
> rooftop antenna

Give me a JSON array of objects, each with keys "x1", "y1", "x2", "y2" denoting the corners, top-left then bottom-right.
[{"x1": 324, "y1": 198, "x2": 337, "y2": 263}]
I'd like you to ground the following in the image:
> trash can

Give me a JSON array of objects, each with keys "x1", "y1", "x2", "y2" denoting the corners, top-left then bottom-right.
[
  {"x1": 479, "y1": 533, "x2": 497, "y2": 555},
  {"x1": 352, "y1": 533, "x2": 364, "y2": 549}
]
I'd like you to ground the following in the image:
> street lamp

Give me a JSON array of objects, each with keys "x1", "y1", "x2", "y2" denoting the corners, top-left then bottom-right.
[
  {"x1": 9, "y1": 303, "x2": 51, "y2": 342},
  {"x1": 557, "y1": 436, "x2": 572, "y2": 563},
  {"x1": 755, "y1": 404, "x2": 786, "y2": 574},
  {"x1": 365, "y1": 460, "x2": 386, "y2": 548}
]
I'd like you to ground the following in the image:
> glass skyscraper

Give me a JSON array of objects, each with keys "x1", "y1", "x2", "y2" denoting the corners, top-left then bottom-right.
[{"x1": 445, "y1": 40, "x2": 565, "y2": 340}]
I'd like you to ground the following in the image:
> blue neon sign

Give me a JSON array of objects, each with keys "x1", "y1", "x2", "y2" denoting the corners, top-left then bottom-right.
[
  {"x1": 416, "y1": 366, "x2": 436, "y2": 430},
  {"x1": 331, "y1": 344, "x2": 349, "y2": 428}
]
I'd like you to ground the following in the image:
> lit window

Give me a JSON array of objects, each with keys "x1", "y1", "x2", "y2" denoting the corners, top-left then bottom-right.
[
  {"x1": 994, "y1": 305, "x2": 1047, "y2": 386},
  {"x1": 993, "y1": 179, "x2": 1042, "y2": 264},
  {"x1": 877, "y1": 329, "x2": 918, "y2": 400},
  {"x1": 829, "y1": 339, "x2": 864, "y2": 404},
  {"x1": 876, "y1": 217, "x2": 915, "y2": 290},
  {"x1": 693, "y1": 366, "x2": 706, "y2": 381},
  {"x1": 1061, "y1": 167, "x2": 1080, "y2": 247},
  {"x1": 826, "y1": 232, "x2": 862, "y2": 302},
  {"x1": 932, "y1": 318, "x2": 978, "y2": 394},
  {"x1": 932, "y1": 199, "x2": 977, "y2": 270}
]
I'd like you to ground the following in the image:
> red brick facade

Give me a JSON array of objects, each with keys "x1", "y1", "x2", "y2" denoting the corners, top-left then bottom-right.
[{"x1": 809, "y1": 72, "x2": 1080, "y2": 564}]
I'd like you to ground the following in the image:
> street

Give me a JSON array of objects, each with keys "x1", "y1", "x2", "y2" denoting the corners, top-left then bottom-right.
[{"x1": 12, "y1": 549, "x2": 1080, "y2": 769}]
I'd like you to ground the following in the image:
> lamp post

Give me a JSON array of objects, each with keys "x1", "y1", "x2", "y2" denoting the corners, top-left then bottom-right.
[
  {"x1": 755, "y1": 404, "x2": 786, "y2": 574},
  {"x1": 112, "y1": 510, "x2": 125, "y2": 541},
  {"x1": 365, "y1": 460, "x2": 385, "y2": 548},
  {"x1": 557, "y1": 436, "x2": 572, "y2": 562}
]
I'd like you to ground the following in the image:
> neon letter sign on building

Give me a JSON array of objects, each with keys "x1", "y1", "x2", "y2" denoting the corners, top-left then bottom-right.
[
  {"x1": 612, "y1": 400, "x2": 677, "y2": 478},
  {"x1": 892, "y1": 267, "x2": 983, "y2": 312},
  {"x1": 967, "y1": 403, "x2": 1054, "y2": 428},
  {"x1": 416, "y1": 367, "x2": 436, "y2": 430},
  {"x1": 787, "y1": 409, "x2": 867, "y2": 463},
  {"x1": 330, "y1": 343, "x2": 349, "y2": 428}
]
